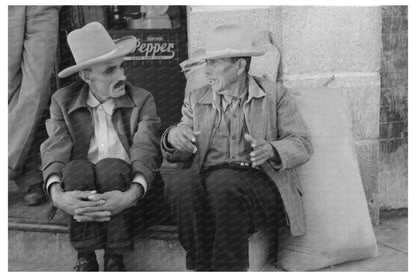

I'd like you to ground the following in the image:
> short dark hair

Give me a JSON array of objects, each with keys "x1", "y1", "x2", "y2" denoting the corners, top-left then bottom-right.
[{"x1": 231, "y1": 57, "x2": 251, "y2": 72}]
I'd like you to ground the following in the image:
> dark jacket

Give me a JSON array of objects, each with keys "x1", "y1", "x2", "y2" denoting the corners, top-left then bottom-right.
[{"x1": 41, "y1": 81, "x2": 162, "y2": 190}]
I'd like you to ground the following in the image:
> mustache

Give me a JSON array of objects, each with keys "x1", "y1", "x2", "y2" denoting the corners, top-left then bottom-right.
[{"x1": 113, "y1": 81, "x2": 125, "y2": 89}]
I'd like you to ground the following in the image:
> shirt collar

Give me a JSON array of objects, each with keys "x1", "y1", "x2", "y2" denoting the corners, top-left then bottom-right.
[
  {"x1": 87, "y1": 91, "x2": 115, "y2": 115},
  {"x1": 67, "y1": 82, "x2": 136, "y2": 114},
  {"x1": 214, "y1": 88, "x2": 247, "y2": 112},
  {"x1": 247, "y1": 75, "x2": 266, "y2": 101},
  {"x1": 207, "y1": 75, "x2": 266, "y2": 110}
]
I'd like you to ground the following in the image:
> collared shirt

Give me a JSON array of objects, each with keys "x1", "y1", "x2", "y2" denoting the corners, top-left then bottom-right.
[
  {"x1": 86, "y1": 92, "x2": 130, "y2": 164},
  {"x1": 46, "y1": 91, "x2": 148, "y2": 194},
  {"x1": 203, "y1": 76, "x2": 265, "y2": 167},
  {"x1": 203, "y1": 88, "x2": 250, "y2": 167}
]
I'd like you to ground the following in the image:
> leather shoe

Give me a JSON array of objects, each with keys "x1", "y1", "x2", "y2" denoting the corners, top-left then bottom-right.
[
  {"x1": 104, "y1": 253, "x2": 126, "y2": 271},
  {"x1": 24, "y1": 182, "x2": 47, "y2": 206},
  {"x1": 73, "y1": 257, "x2": 99, "y2": 271}
]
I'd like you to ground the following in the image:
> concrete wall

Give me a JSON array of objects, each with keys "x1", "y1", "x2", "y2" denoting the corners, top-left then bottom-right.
[
  {"x1": 379, "y1": 6, "x2": 408, "y2": 210},
  {"x1": 187, "y1": 5, "x2": 383, "y2": 223}
]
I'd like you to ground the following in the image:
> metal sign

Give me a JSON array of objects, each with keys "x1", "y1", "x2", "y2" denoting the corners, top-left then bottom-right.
[{"x1": 124, "y1": 34, "x2": 177, "y2": 61}]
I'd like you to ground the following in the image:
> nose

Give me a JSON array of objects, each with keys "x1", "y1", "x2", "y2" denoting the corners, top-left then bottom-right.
[
  {"x1": 116, "y1": 67, "x2": 126, "y2": 81},
  {"x1": 204, "y1": 62, "x2": 213, "y2": 76}
]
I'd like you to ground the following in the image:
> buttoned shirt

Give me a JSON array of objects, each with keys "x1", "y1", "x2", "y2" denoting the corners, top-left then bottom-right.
[
  {"x1": 203, "y1": 88, "x2": 250, "y2": 167},
  {"x1": 162, "y1": 76, "x2": 281, "y2": 169},
  {"x1": 46, "y1": 91, "x2": 147, "y2": 194},
  {"x1": 86, "y1": 92, "x2": 130, "y2": 163},
  {"x1": 204, "y1": 76, "x2": 281, "y2": 168}
]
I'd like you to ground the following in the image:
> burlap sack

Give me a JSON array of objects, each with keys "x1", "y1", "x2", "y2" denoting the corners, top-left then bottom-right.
[
  {"x1": 277, "y1": 87, "x2": 378, "y2": 271},
  {"x1": 249, "y1": 30, "x2": 280, "y2": 81}
]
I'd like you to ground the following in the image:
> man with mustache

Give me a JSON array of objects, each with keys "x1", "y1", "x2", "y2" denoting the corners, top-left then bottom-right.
[
  {"x1": 162, "y1": 25, "x2": 313, "y2": 271},
  {"x1": 40, "y1": 22, "x2": 161, "y2": 271}
]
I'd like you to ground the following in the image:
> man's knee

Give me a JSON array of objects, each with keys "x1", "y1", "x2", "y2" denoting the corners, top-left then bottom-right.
[
  {"x1": 62, "y1": 159, "x2": 95, "y2": 191},
  {"x1": 95, "y1": 158, "x2": 132, "y2": 192}
]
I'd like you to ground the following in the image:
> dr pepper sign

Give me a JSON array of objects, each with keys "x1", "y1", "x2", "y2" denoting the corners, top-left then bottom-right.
[{"x1": 124, "y1": 34, "x2": 177, "y2": 61}]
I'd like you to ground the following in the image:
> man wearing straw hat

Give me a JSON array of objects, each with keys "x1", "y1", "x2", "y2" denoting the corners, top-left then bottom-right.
[
  {"x1": 40, "y1": 22, "x2": 161, "y2": 271},
  {"x1": 162, "y1": 25, "x2": 313, "y2": 271}
]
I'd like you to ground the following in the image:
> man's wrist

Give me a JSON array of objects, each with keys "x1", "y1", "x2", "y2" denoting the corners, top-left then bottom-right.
[
  {"x1": 166, "y1": 131, "x2": 173, "y2": 148},
  {"x1": 49, "y1": 182, "x2": 63, "y2": 204},
  {"x1": 267, "y1": 142, "x2": 282, "y2": 169},
  {"x1": 128, "y1": 182, "x2": 145, "y2": 207},
  {"x1": 268, "y1": 143, "x2": 279, "y2": 159},
  {"x1": 164, "y1": 128, "x2": 177, "y2": 151}
]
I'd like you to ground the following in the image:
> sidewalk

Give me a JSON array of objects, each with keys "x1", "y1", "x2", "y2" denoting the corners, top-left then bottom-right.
[
  {"x1": 316, "y1": 215, "x2": 407, "y2": 271},
  {"x1": 8, "y1": 188, "x2": 408, "y2": 271}
]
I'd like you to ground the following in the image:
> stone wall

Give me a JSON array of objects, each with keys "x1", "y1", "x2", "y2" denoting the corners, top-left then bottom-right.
[
  {"x1": 379, "y1": 6, "x2": 408, "y2": 210},
  {"x1": 187, "y1": 5, "x2": 382, "y2": 223}
]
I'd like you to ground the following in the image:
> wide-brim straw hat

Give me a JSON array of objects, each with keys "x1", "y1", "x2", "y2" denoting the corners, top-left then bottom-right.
[
  {"x1": 180, "y1": 25, "x2": 264, "y2": 68},
  {"x1": 58, "y1": 22, "x2": 137, "y2": 78},
  {"x1": 179, "y1": 48, "x2": 207, "y2": 71}
]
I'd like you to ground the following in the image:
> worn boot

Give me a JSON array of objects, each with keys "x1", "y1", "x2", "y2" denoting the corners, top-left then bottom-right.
[
  {"x1": 104, "y1": 252, "x2": 126, "y2": 271},
  {"x1": 73, "y1": 252, "x2": 99, "y2": 271}
]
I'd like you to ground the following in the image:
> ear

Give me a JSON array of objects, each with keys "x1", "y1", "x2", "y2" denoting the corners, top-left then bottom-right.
[
  {"x1": 79, "y1": 70, "x2": 92, "y2": 83},
  {"x1": 236, "y1": 58, "x2": 247, "y2": 76}
]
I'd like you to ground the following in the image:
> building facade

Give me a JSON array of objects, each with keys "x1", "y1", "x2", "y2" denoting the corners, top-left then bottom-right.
[{"x1": 186, "y1": 5, "x2": 408, "y2": 223}]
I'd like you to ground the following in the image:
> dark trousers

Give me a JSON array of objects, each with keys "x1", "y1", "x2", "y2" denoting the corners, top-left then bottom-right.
[
  {"x1": 62, "y1": 158, "x2": 134, "y2": 254},
  {"x1": 165, "y1": 167, "x2": 284, "y2": 271}
]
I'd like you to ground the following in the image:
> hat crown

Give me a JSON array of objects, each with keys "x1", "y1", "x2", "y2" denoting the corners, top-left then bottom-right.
[
  {"x1": 67, "y1": 22, "x2": 117, "y2": 65},
  {"x1": 204, "y1": 25, "x2": 254, "y2": 55}
]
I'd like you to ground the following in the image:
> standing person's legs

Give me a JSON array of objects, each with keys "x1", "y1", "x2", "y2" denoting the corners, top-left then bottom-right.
[
  {"x1": 8, "y1": 6, "x2": 25, "y2": 105},
  {"x1": 203, "y1": 168, "x2": 282, "y2": 271},
  {"x1": 8, "y1": 6, "x2": 59, "y2": 187},
  {"x1": 165, "y1": 169, "x2": 212, "y2": 271}
]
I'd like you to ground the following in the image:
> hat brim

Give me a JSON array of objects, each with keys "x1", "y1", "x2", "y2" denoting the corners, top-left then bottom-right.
[
  {"x1": 58, "y1": 36, "x2": 137, "y2": 78},
  {"x1": 180, "y1": 49, "x2": 265, "y2": 69}
]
